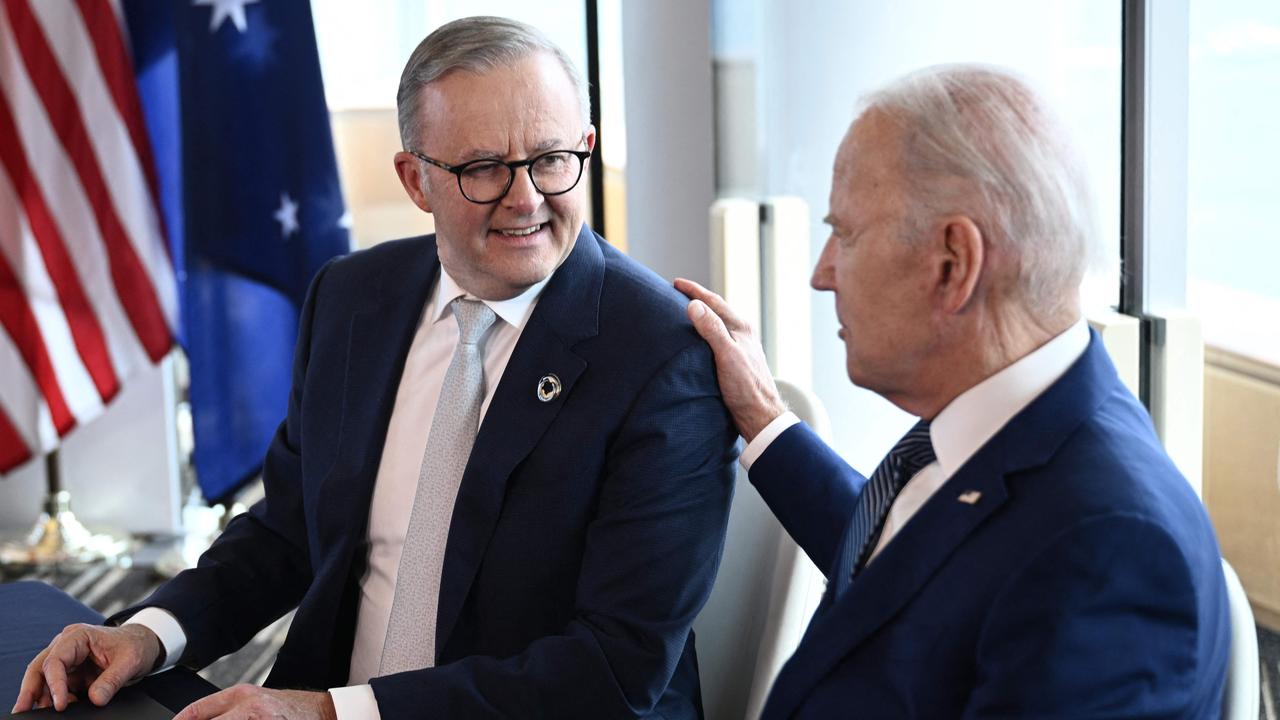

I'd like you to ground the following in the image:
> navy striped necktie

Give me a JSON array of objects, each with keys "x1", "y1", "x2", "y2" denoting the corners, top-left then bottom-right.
[{"x1": 830, "y1": 420, "x2": 936, "y2": 600}]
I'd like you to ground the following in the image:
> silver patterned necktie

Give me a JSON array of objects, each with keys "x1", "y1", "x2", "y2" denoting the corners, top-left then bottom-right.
[
  {"x1": 829, "y1": 420, "x2": 935, "y2": 601},
  {"x1": 379, "y1": 297, "x2": 497, "y2": 675}
]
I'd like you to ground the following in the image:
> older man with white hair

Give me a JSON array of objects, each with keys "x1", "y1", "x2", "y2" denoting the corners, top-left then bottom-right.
[{"x1": 678, "y1": 64, "x2": 1230, "y2": 718}]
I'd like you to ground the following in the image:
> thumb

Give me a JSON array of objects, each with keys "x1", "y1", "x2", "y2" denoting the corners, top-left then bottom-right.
[
  {"x1": 687, "y1": 300, "x2": 734, "y2": 352},
  {"x1": 88, "y1": 663, "x2": 133, "y2": 706}
]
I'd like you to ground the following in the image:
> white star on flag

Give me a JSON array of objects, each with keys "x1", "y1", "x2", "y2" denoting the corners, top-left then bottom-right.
[
  {"x1": 194, "y1": 0, "x2": 261, "y2": 34},
  {"x1": 274, "y1": 193, "x2": 300, "y2": 238}
]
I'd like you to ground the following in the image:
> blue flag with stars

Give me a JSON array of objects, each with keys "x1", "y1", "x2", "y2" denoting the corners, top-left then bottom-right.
[{"x1": 124, "y1": 0, "x2": 351, "y2": 503}]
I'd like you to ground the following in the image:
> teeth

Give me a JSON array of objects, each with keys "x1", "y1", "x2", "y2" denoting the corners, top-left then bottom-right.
[{"x1": 499, "y1": 224, "x2": 542, "y2": 237}]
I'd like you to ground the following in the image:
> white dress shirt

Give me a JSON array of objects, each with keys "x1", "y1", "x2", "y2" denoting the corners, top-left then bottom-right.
[
  {"x1": 129, "y1": 266, "x2": 550, "y2": 720},
  {"x1": 742, "y1": 320, "x2": 1089, "y2": 565}
]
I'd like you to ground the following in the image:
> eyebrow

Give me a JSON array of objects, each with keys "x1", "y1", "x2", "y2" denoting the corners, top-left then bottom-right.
[
  {"x1": 456, "y1": 148, "x2": 504, "y2": 162},
  {"x1": 456, "y1": 138, "x2": 571, "y2": 163}
]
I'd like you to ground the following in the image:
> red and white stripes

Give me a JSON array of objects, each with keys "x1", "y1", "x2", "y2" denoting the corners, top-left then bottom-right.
[{"x1": 0, "y1": 0, "x2": 176, "y2": 473}]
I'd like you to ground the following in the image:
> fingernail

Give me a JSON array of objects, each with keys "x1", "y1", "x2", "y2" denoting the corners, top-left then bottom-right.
[
  {"x1": 94, "y1": 688, "x2": 109, "y2": 703},
  {"x1": 689, "y1": 301, "x2": 706, "y2": 319}
]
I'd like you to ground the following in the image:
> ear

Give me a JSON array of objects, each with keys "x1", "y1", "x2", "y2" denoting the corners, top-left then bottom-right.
[
  {"x1": 584, "y1": 124, "x2": 598, "y2": 154},
  {"x1": 393, "y1": 151, "x2": 433, "y2": 213},
  {"x1": 934, "y1": 215, "x2": 984, "y2": 314}
]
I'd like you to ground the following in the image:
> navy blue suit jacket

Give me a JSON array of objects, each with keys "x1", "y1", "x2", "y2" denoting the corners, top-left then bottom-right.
[
  {"x1": 751, "y1": 333, "x2": 1229, "y2": 719},
  {"x1": 130, "y1": 227, "x2": 738, "y2": 718}
]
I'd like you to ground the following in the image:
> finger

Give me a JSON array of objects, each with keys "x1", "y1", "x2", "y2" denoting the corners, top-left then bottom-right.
[
  {"x1": 13, "y1": 648, "x2": 50, "y2": 713},
  {"x1": 44, "y1": 627, "x2": 92, "y2": 711},
  {"x1": 175, "y1": 686, "x2": 239, "y2": 720},
  {"x1": 173, "y1": 696, "x2": 207, "y2": 720},
  {"x1": 42, "y1": 648, "x2": 75, "y2": 712},
  {"x1": 686, "y1": 300, "x2": 737, "y2": 354},
  {"x1": 674, "y1": 278, "x2": 748, "y2": 332},
  {"x1": 86, "y1": 631, "x2": 148, "y2": 707}
]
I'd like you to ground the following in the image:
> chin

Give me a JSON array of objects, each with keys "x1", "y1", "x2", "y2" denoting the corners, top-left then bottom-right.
[
  {"x1": 500, "y1": 264, "x2": 556, "y2": 293},
  {"x1": 845, "y1": 355, "x2": 878, "y2": 390},
  {"x1": 845, "y1": 360, "x2": 861, "y2": 386}
]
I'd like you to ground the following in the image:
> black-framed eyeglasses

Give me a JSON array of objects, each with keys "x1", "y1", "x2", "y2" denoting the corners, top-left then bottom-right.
[{"x1": 410, "y1": 148, "x2": 592, "y2": 204}]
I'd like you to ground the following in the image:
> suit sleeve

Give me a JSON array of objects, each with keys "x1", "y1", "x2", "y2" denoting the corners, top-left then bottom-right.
[
  {"x1": 370, "y1": 340, "x2": 739, "y2": 718},
  {"x1": 748, "y1": 423, "x2": 867, "y2": 574},
  {"x1": 108, "y1": 261, "x2": 335, "y2": 667},
  {"x1": 964, "y1": 514, "x2": 1207, "y2": 719}
]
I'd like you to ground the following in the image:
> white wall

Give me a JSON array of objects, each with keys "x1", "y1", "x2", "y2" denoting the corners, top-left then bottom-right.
[
  {"x1": 750, "y1": 0, "x2": 1122, "y2": 472},
  {"x1": 621, "y1": 0, "x2": 716, "y2": 286},
  {"x1": 0, "y1": 356, "x2": 183, "y2": 535}
]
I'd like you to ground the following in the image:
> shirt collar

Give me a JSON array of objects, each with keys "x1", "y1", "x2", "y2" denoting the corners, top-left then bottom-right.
[
  {"x1": 430, "y1": 265, "x2": 553, "y2": 332},
  {"x1": 931, "y1": 319, "x2": 1090, "y2": 479}
]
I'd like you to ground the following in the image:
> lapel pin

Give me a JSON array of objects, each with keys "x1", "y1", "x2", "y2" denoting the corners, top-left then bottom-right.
[
  {"x1": 957, "y1": 490, "x2": 982, "y2": 505},
  {"x1": 536, "y1": 374, "x2": 562, "y2": 403}
]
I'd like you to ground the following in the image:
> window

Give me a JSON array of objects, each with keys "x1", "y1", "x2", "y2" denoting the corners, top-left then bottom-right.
[
  {"x1": 1187, "y1": 0, "x2": 1280, "y2": 364},
  {"x1": 712, "y1": 0, "x2": 1122, "y2": 467}
]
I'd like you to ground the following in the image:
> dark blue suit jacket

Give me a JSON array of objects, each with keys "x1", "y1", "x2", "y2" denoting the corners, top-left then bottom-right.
[
  {"x1": 130, "y1": 227, "x2": 738, "y2": 718},
  {"x1": 751, "y1": 333, "x2": 1229, "y2": 719}
]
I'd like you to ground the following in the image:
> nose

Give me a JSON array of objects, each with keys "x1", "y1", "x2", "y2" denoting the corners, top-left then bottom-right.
[
  {"x1": 811, "y1": 236, "x2": 837, "y2": 291},
  {"x1": 501, "y1": 166, "x2": 544, "y2": 215}
]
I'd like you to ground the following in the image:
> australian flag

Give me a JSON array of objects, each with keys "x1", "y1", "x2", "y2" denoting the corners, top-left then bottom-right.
[{"x1": 124, "y1": 0, "x2": 351, "y2": 503}]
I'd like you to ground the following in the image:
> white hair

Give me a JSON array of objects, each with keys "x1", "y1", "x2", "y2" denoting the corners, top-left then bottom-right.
[
  {"x1": 396, "y1": 16, "x2": 591, "y2": 151},
  {"x1": 859, "y1": 64, "x2": 1100, "y2": 315}
]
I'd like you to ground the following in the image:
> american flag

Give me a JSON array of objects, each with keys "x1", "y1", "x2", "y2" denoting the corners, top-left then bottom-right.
[{"x1": 0, "y1": 0, "x2": 177, "y2": 473}]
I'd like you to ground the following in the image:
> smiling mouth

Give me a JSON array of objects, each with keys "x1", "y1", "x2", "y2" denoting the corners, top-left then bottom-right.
[{"x1": 495, "y1": 223, "x2": 545, "y2": 237}]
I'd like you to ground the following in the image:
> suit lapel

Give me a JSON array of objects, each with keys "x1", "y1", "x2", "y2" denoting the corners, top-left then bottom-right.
[
  {"x1": 435, "y1": 226, "x2": 604, "y2": 655},
  {"x1": 316, "y1": 241, "x2": 440, "y2": 542},
  {"x1": 297, "y1": 239, "x2": 438, "y2": 681},
  {"x1": 764, "y1": 466, "x2": 1010, "y2": 715},
  {"x1": 763, "y1": 332, "x2": 1122, "y2": 717}
]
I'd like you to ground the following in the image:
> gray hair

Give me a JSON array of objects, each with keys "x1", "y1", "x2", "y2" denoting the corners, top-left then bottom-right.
[
  {"x1": 859, "y1": 64, "x2": 1099, "y2": 315},
  {"x1": 397, "y1": 16, "x2": 591, "y2": 150}
]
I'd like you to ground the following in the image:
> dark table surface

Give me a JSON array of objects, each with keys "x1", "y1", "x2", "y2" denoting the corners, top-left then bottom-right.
[{"x1": 0, "y1": 581, "x2": 217, "y2": 715}]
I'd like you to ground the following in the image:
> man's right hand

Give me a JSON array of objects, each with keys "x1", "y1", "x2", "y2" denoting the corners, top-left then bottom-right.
[
  {"x1": 10, "y1": 622, "x2": 162, "y2": 714},
  {"x1": 675, "y1": 278, "x2": 788, "y2": 442}
]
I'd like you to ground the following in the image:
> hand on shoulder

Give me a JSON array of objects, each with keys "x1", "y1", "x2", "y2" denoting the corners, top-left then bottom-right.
[{"x1": 675, "y1": 278, "x2": 788, "y2": 441}]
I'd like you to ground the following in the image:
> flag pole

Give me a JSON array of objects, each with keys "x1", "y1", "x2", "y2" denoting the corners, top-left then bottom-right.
[{"x1": 0, "y1": 449, "x2": 130, "y2": 569}]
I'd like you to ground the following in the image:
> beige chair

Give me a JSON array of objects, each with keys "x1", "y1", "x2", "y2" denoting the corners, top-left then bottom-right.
[
  {"x1": 692, "y1": 379, "x2": 832, "y2": 720},
  {"x1": 1221, "y1": 558, "x2": 1260, "y2": 720},
  {"x1": 743, "y1": 379, "x2": 833, "y2": 719}
]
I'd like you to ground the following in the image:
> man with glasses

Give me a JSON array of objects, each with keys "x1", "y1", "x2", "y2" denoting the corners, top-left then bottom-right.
[{"x1": 14, "y1": 16, "x2": 736, "y2": 720}]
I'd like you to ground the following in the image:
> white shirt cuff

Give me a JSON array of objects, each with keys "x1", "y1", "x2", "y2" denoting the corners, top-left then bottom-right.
[
  {"x1": 330, "y1": 684, "x2": 381, "y2": 720},
  {"x1": 740, "y1": 411, "x2": 800, "y2": 471},
  {"x1": 124, "y1": 607, "x2": 187, "y2": 674}
]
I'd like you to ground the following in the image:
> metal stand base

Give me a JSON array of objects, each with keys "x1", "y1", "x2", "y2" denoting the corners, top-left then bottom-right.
[
  {"x1": 152, "y1": 493, "x2": 251, "y2": 578},
  {"x1": 0, "y1": 491, "x2": 131, "y2": 569}
]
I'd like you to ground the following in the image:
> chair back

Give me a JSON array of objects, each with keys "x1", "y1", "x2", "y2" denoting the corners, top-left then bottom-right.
[
  {"x1": 742, "y1": 379, "x2": 832, "y2": 719},
  {"x1": 1221, "y1": 558, "x2": 1260, "y2": 720},
  {"x1": 692, "y1": 379, "x2": 833, "y2": 720}
]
